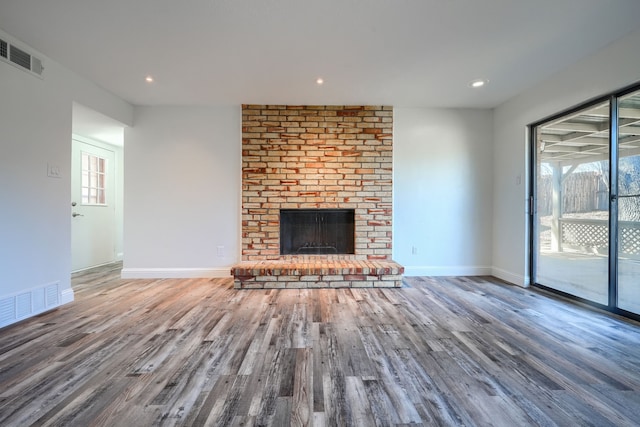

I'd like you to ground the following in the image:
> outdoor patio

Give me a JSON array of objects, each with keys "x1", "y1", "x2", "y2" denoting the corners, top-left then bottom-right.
[{"x1": 537, "y1": 249, "x2": 640, "y2": 314}]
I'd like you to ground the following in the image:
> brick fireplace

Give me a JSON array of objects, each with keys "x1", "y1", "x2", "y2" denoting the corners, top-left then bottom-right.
[{"x1": 231, "y1": 105, "x2": 404, "y2": 288}]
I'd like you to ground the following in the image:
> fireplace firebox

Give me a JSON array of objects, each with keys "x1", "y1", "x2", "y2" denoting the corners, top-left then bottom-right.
[{"x1": 280, "y1": 209, "x2": 355, "y2": 255}]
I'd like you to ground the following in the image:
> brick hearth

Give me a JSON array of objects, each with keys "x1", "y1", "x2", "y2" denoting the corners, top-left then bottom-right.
[
  {"x1": 232, "y1": 105, "x2": 403, "y2": 288},
  {"x1": 232, "y1": 258, "x2": 404, "y2": 289}
]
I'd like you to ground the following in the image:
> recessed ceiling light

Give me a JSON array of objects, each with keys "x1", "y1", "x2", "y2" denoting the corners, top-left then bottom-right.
[
  {"x1": 470, "y1": 79, "x2": 488, "y2": 88},
  {"x1": 316, "y1": 77, "x2": 324, "y2": 85},
  {"x1": 145, "y1": 75, "x2": 154, "y2": 83}
]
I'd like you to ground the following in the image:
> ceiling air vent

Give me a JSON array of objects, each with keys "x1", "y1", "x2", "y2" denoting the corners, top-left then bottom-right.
[
  {"x1": 0, "y1": 39, "x2": 7, "y2": 59},
  {"x1": 10, "y1": 44, "x2": 31, "y2": 70},
  {"x1": 0, "y1": 37, "x2": 44, "y2": 78}
]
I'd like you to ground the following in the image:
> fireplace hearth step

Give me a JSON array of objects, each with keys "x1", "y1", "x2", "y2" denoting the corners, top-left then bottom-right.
[{"x1": 231, "y1": 259, "x2": 404, "y2": 289}]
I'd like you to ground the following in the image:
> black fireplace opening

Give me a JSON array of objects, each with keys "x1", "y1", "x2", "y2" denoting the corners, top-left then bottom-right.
[{"x1": 280, "y1": 209, "x2": 355, "y2": 255}]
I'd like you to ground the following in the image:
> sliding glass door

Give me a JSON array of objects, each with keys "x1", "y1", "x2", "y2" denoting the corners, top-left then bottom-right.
[
  {"x1": 616, "y1": 90, "x2": 640, "y2": 315},
  {"x1": 534, "y1": 101, "x2": 610, "y2": 305},
  {"x1": 532, "y1": 86, "x2": 640, "y2": 317}
]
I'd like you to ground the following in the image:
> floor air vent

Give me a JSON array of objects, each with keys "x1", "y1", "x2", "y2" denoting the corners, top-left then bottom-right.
[
  {"x1": 0, "y1": 297, "x2": 13, "y2": 327},
  {"x1": 16, "y1": 293, "x2": 32, "y2": 319},
  {"x1": 0, "y1": 37, "x2": 44, "y2": 78},
  {"x1": 46, "y1": 283, "x2": 59, "y2": 307}
]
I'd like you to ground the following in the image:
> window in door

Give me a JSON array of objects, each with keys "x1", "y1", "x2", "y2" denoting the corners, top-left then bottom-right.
[{"x1": 81, "y1": 152, "x2": 106, "y2": 205}]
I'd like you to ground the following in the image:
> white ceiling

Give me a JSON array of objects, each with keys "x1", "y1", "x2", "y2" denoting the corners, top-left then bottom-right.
[{"x1": 2, "y1": 0, "x2": 640, "y2": 111}]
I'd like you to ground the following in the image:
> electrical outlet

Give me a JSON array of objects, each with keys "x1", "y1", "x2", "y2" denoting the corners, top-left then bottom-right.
[
  {"x1": 411, "y1": 246, "x2": 417, "y2": 255},
  {"x1": 217, "y1": 246, "x2": 224, "y2": 258}
]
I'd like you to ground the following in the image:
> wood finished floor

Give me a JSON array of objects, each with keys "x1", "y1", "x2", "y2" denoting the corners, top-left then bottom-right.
[{"x1": 1, "y1": 265, "x2": 640, "y2": 426}]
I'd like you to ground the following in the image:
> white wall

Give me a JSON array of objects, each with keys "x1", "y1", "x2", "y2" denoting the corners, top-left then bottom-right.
[
  {"x1": 123, "y1": 106, "x2": 493, "y2": 279},
  {"x1": 0, "y1": 29, "x2": 132, "y2": 328},
  {"x1": 122, "y1": 106, "x2": 241, "y2": 278},
  {"x1": 492, "y1": 28, "x2": 640, "y2": 286},
  {"x1": 394, "y1": 108, "x2": 494, "y2": 276}
]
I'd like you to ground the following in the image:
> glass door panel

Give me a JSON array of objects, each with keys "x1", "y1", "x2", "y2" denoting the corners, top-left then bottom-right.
[
  {"x1": 534, "y1": 101, "x2": 610, "y2": 305},
  {"x1": 617, "y1": 90, "x2": 640, "y2": 315}
]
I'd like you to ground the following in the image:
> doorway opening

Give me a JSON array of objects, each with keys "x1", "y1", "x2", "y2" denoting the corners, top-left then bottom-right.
[{"x1": 71, "y1": 103, "x2": 126, "y2": 272}]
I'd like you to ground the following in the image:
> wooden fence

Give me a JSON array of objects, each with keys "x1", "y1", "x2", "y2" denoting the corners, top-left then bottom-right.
[{"x1": 537, "y1": 171, "x2": 608, "y2": 215}]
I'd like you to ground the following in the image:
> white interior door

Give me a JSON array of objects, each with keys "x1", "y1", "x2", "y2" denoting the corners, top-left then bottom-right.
[{"x1": 71, "y1": 139, "x2": 117, "y2": 271}]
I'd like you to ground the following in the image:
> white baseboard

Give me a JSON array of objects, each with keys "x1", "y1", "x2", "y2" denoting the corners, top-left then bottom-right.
[
  {"x1": 120, "y1": 268, "x2": 232, "y2": 279},
  {"x1": 403, "y1": 265, "x2": 493, "y2": 277},
  {"x1": 119, "y1": 266, "x2": 527, "y2": 287},
  {"x1": 72, "y1": 260, "x2": 120, "y2": 274},
  {"x1": 402, "y1": 265, "x2": 527, "y2": 288},
  {"x1": 60, "y1": 288, "x2": 75, "y2": 304},
  {"x1": 491, "y1": 267, "x2": 527, "y2": 287}
]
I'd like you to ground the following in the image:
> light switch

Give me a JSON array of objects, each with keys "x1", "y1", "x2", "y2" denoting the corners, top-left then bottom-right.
[{"x1": 47, "y1": 163, "x2": 61, "y2": 178}]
